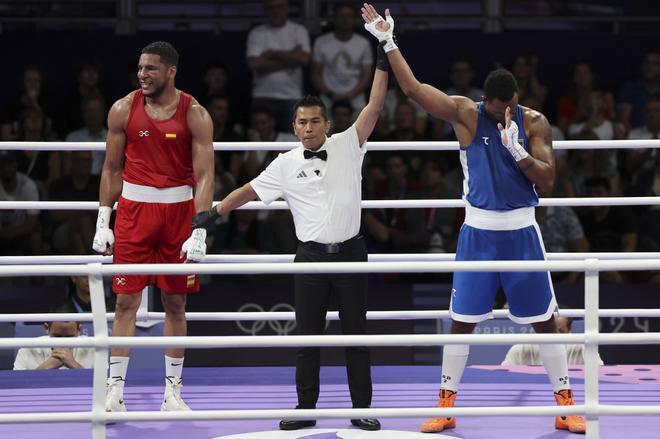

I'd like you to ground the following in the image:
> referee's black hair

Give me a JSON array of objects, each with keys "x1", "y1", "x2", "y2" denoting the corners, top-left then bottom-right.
[
  {"x1": 292, "y1": 95, "x2": 328, "y2": 122},
  {"x1": 141, "y1": 41, "x2": 179, "y2": 67},
  {"x1": 484, "y1": 68, "x2": 518, "y2": 102}
]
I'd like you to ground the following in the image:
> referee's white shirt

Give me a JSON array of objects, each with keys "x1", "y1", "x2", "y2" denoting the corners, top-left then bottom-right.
[{"x1": 250, "y1": 124, "x2": 365, "y2": 244}]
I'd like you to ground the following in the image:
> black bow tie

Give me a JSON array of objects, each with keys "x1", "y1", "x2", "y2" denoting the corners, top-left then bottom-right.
[{"x1": 303, "y1": 149, "x2": 327, "y2": 161}]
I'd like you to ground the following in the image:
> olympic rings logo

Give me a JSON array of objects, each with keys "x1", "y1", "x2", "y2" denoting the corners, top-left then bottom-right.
[{"x1": 236, "y1": 303, "x2": 297, "y2": 335}]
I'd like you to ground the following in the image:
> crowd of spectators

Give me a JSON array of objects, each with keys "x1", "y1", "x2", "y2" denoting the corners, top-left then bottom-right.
[{"x1": 1, "y1": 0, "x2": 659, "y2": 286}]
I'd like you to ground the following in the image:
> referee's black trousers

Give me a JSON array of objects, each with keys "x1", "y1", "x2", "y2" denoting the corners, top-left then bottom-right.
[{"x1": 293, "y1": 236, "x2": 372, "y2": 409}]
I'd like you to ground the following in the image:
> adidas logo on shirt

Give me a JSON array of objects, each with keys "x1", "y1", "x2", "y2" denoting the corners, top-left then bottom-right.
[{"x1": 297, "y1": 170, "x2": 308, "y2": 178}]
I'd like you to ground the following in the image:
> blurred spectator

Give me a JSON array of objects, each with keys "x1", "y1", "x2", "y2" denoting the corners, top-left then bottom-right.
[
  {"x1": 213, "y1": 150, "x2": 238, "y2": 203},
  {"x1": 208, "y1": 95, "x2": 245, "y2": 142},
  {"x1": 1, "y1": 67, "x2": 54, "y2": 141},
  {"x1": 202, "y1": 61, "x2": 230, "y2": 104},
  {"x1": 384, "y1": 101, "x2": 427, "y2": 179},
  {"x1": 311, "y1": 2, "x2": 373, "y2": 118},
  {"x1": 209, "y1": 209, "x2": 276, "y2": 254},
  {"x1": 0, "y1": 151, "x2": 41, "y2": 256},
  {"x1": 385, "y1": 101, "x2": 426, "y2": 143},
  {"x1": 67, "y1": 275, "x2": 92, "y2": 313},
  {"x1": 638, "y1": 161, "x2": 660, "y2": 267},
  {"x1": 244, "y1": 106, "x2": 297, "y2": 179},
  {"x1": 563, "y1": 131, "x2": 621, "y2": 197},
  {"x1": 628, "y1": 98, "x2": 660, "y2": 140},
  {"x1": 557, "y1": 62, "x2": 615, "y2": 136},
  {"x1": 246, "y1": 0, "x2": 311, "y2": 131},
  {"x1": 420, "y1": 159, "x2": 457, "y2": 254},
  {"x1": 47, "y1": 151, "x2": 99, "y2": 255},
  {"x1": 62, "y1": 62, "x2": 109, "y2": 136},
  {"x1": 330, "y1": 100, "x2": 354, "y2": 134},
  {"x1": 201, "y1": 62, "x2": 246, "y2": 132},
  {"x1": 536, "y1": 189, "x2": 590, "y2": 284},
  {"x1": 511, "y1": 54, "x2": 547, "y2": 107},
  {"x1": 383, "y1": 83, "x2": 427, "y2": 136},
  {"x1": 370, "y1": 111, "x2": 391, "y2": 141},
  {"x1": 501, "y1": 316, "x2": 604, "y2": 366},
  {"x1": 14, "y1": 107, "x2": 62, "y2": 197},
  {"x1": 617, "y1": 51, "x2": 660, "y2": 134},
  {"x1": 621, "y1": 99, "x2": 660, "y2": 201},
  {"x1": 432, "y1": 59, "x2": 484, "y2": 141},
  {"x1": 568, "y1": 91, "x2": 623, "y2": 140},
  {"x1": 445, "y1": 59, "x2": 484, "y2": 102},
  {"x1": 209, "y1": 96, "x2": 245, "y2": 194},
  {"x1": 13, "y1": 302, "x2": 94, "y2": 370},
  {"x1": 64, "y1": 94, "x2": 108, "y2": 176},
  {"x1": 363, "y1": 154, "x2": 427, "y2": 254},
  {"x1": 580, "y1": 176, "x2": 637, "y2": 283}
]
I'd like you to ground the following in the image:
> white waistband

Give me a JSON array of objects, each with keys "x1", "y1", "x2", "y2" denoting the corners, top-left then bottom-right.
[
  {"x1": 464, "y1": 203, "x2": 536, "y2": 231},
  {"x1": 121, "y1": 181, "x2": 193, "y2": 203}
]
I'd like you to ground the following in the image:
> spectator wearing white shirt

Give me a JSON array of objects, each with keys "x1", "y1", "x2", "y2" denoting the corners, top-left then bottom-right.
[
  {"x1": 502, "y1": 316, "x2": 604, "y2": 366},
  {"x1": 14, "y1": 303, "x2": 95, "y2": 370},
  {"x1": 621, "y1": 99, "x2": 660, "y2": 200},
  {"x1": 246, "y1": 0, "x2": 311, "y2": 131},
  {"x1": 65, "y1": 94, "x2": 108, "y2": 176},
  {"x1": 311, "y1": 2, "x2": 373, "y2": 119},
  {"x1": 244, "y1": 106, "x2": 298, "y2": 180},
  {"x1": 0, "y1": 151, "x2": 41, "y2": 256},
  {"x1": 568, "y1": 91, "x2": 623, "y2": 141},
  {"x1": 628, "y1": 98, "x2": 660, "y2": 140}
]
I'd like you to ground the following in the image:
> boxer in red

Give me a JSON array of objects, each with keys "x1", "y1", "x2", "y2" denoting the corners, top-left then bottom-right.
[{"x1": 92, "y1": 41, "x2": 214, "y2": 413}]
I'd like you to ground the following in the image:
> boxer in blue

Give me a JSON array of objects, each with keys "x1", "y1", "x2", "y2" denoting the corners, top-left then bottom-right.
[{"x1": 361, "y1": 3, "x2": 586, "y2": 434}]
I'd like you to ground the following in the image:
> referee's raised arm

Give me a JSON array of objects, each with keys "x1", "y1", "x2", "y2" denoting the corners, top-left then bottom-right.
[{"x1": 354, "y1": 41, "x2": 389, "y2": 147}]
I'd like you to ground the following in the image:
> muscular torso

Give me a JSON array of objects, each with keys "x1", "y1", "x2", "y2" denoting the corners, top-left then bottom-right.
[
  {"x1": 122, "y1": 89, "x2": 195, "y2": 187},
  {"x1": 143, "y1": 93, "x2": 180, "y2": 121}
]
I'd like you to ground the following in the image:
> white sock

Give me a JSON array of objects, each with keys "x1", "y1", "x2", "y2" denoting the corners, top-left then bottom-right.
[
  {"x1": 109, "y1": 356, "x2": 129, "y2": 382},
  {"x1": 539, "y1": 344, "x2": 571, "y2": 392},
  {"x1": 440, "y1": 344, "x2": 470, "y2": 393},
  {"x1": 165, "y1": 355, "x2": 184, "y2": 379}
]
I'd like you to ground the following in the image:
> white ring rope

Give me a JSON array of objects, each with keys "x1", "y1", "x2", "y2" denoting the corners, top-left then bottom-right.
[
  {"x1": 0, "y1": 405, "x2": 594, "y2": 424},
  {"x1": 0, "y1": 259, "x2": 658, "y2": 277},
  {"x1": 1, "y1": 251, "x2": 659, "y2": 265},
  {"x1": 3, "y1": 308, "x2": 659, "y2": 324},
  {"x1": 0, "y1": 333, "x2": 587, "y2": 349},
  {"x1": 3, "y1": 332, "x2": 660, "y2": 350},
  {"x1": 2, "y1": 139, "x2": 660, "y2": 151},
  {"x1": 3, "y1": 196, "x2": 660, "y2": 210}
]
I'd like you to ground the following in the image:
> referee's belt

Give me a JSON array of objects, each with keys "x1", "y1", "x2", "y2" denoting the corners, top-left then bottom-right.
[{"x1": 301, "y1": 234, "x2": 363, "y2": 254}]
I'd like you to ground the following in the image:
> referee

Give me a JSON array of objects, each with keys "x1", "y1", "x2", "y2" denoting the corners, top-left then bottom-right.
[{"x1": 194, "y1": 42, "x2": 390, "y2": 431}]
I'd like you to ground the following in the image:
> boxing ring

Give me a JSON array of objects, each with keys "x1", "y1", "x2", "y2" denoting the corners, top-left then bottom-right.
[{"x1": 1, "y1": 139, "x2": 660, "y2": 439}]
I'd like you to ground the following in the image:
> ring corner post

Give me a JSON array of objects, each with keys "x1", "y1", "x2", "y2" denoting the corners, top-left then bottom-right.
[
  {"x1": 88, "y1": 263, "x2": 109, "y2": 439},
  {"x1": 584, "y1": 258, "x2": 600, "y2": 438}
]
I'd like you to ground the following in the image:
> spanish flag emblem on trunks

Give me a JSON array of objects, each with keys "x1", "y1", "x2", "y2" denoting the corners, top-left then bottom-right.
[
  {"x1": 165, "y1": 133, "x2": 177, "y2": 139},
  {"x1": 186, "y1": 274, "x2": 195, "y2": 288}
]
